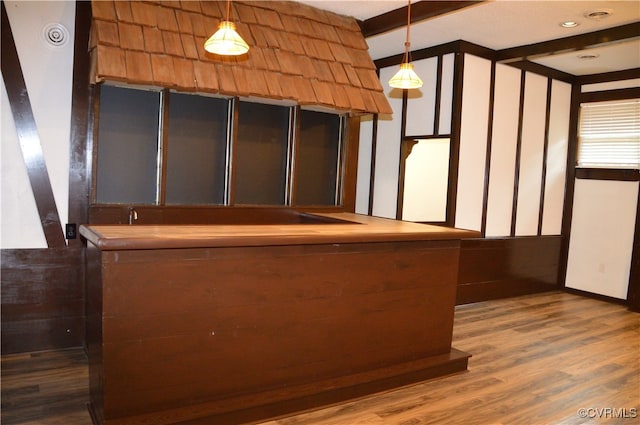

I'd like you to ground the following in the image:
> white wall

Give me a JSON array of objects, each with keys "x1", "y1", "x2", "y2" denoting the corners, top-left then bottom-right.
[
  {"x1": 485, "y1": 63, "x2": 520, "y2": 237},
  {"x1": 454, "y1": 54, "x2": 491, "y2": 231},
  {"x1": 402, "y1": 139, "x2": 450, "y2": 222},
  {"x1": 541, "y1": 80, "x2": 571, "y2": 235},
  {"x1": 405, "y1": 57, "x2": 438, "y2": 136},
  {"x1": 367, "y1": 55, "x2": 456, "y2": 219},
  {"x1": 566, "y1": 179, "x2": 638, "y2": 299},
  {"x1": 370, "y1": 66, "x2": 404, "y2": 219},
  {"x1": 564, "y1": 78, "x2": 639, "y2": 300},
  {"x1": 481, "y1": 66, "x2": 570, "y2": 237},
  {"x1": 355, "y1": 115, "x2": 373, "y2": 214},
  {"x1": 1, "y1": 0, "x2": 75, "y2": 249},
  {"x1": 514, "y1": 72, "x2": 548, "y2": 236},
  {"x1": 438, "y1": 54, "x2": 455, "y2": 135},
  {"x1": 359, "y1": 54, "x2": 572, "y2": 237}
]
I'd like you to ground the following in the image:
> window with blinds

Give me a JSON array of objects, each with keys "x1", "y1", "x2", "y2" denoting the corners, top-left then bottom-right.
[{"x1": 577, "y1": 99, "x2": 640, "y2": 169}]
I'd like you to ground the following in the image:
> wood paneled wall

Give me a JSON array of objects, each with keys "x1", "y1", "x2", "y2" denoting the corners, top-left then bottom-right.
[
  {"x1": 457, "y1": 236, "x2": 562, "y2": 305},
  {"x1": 1, "y1": 248, "x2": 85, "y2": 353},
  {"x1": 1, "y1": 2, "x2": 92, "y2": 354}
]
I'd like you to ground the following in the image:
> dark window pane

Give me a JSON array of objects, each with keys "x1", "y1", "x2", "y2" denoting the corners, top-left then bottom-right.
[
  {"x1": 296, "y1": 110, "x2": 341, "y2": 206},
  {"x1": 235, "y1": 102, "x2": 289, "y2": 205},
  {"x1": 166, "y1": 94, "x2": 228, "y2": 205},
  {"x1": 96, "y1": 85, "x2": 159, "y2": 204}
]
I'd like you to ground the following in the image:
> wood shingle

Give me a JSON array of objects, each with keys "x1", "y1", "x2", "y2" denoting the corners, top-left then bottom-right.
[
  {"x1": 143, "y1": 27, "x2": 165, "y2": 54},
  {"x1": 90, "y1": 0, "x2": 392, "y2": 115}
]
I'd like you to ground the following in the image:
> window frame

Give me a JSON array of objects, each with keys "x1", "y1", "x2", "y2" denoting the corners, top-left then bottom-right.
[{"x1": 91, "y1": 84, "x2": 348, "y2": 209}]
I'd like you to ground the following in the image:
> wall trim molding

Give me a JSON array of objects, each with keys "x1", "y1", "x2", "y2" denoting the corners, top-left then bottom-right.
[
  {"x1": 575, "y1": 168, "x2": 640, "y2": 181},
  {"x1": 580, "y1": 87, "x2": 640, "y2": 103}
]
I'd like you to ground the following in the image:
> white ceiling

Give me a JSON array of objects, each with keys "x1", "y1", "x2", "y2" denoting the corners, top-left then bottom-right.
[{"x1": 296, "y1": 0, "x2": 640, "y2": 76}]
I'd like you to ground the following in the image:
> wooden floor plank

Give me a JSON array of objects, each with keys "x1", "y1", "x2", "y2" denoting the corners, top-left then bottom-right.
[{"x1": 1, "y1": 292, "x2": 638, "y2": 425}]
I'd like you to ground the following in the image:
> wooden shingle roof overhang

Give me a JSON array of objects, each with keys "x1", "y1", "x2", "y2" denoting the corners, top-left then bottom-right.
[{"x1": 89, "y1": 0, "x2": 393, "y2": 115}]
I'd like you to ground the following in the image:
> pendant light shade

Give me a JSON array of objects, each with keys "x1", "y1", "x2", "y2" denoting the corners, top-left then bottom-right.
[
  {"x1": 389, "y1": 1, "x2": 423, "y2": 89},
  {"x1": 203, "y1": 0, "x2": 249, "y2": 56},
  {"x1": 389, "y1": 63, "x2": 423, "y2": 89},
  {"x1": 204, "y1": 21, "x2": 249, "y2": 55}
]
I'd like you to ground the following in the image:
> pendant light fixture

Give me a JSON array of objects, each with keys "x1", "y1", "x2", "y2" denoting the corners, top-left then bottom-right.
[
  {"x1": 204, "y1": 0, "x2": 249, "y2": 56},
  {"x1": 388, "y1": 0, "x2": 423, "y2": 89}
]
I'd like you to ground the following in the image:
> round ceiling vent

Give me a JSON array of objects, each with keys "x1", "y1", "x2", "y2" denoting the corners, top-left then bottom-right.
[
  {"x1": 584, "y1": 9, "x2": 613, "y2": 20},
  {"x1": 577, "y1": 53, "x2": 600, "y2": 60},
  {"x1": 42, "y1": 23, "x2": 69, "y2": 47}
]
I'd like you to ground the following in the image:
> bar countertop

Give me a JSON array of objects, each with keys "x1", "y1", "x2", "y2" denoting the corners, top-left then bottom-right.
[{"x1": 80, "y1": 212, "x2": 480, "y2": 251}]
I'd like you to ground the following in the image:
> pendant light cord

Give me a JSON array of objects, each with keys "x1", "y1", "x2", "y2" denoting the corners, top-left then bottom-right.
[
  {"x1": 225, "y1": 0, "x2": 231, "y2": 22},
  {"x1": 404, "y1": 0, "x2": 411, "y2": 63}
]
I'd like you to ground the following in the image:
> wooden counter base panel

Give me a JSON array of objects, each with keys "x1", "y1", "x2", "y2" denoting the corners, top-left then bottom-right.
[
  {"x1": 89, "y1": 349, "x2": 469, "y2": 425},
  {"x1": 84, "y1": 214, "x2": 476, "y2": 425}
]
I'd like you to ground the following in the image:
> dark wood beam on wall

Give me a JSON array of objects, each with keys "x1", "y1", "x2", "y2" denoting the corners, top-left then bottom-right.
[
  {"x1": 537, "y1": 78, "x2": 553, "y2": 236},
  {"x1": 557, "y1": 83, "x2": 581, "y2": 288},
  {"x1": 578, "y1": 68, "x2": 640, "y2": 85},
  {"x1": 446, "y1": 52, "x2": 464, "y2": 227},
  {"x1": 395, "y1": 139, "x2": 419, "y2": 220},
  {"x1": 375, "y1": 40, "x2": 492, "y2": 70},
  {"x1": 480, "y1": 61, "x2": 496, "y2": 237},
  {"x1": 1, "y1": 1, "x2": 65, "y2": 248},
  {"x1": 342, "y1": 116, "x2": 361, "y2": 212},
  {"x1": 368, "y1": 114, "x2": 379, "y2": 215},
  {"x1": 510, "y1": 70, "x2": 527, "y2": 237},
  {"x1": 67, "y1": 0, "x2": 93, "y2": 248},
  {"x1": 581, "y1": 86, "x2": 640, "y2": 103},
  {"x1": 507, "y1": 60, "x2": 575, "y2": 84},
  {"x1": 360, "y1": 1, "x2": 483, "y2": 38},
  {"x1": 497, "y1": 22, "x2": 640, "y2": 63}
]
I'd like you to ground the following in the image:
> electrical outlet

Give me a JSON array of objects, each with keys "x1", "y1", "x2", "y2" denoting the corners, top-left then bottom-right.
[{"x1": 66, "y1": 223, "x2": 77, "y2": 239}]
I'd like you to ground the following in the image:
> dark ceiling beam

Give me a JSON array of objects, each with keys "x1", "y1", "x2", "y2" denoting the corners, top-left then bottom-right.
[
  {"x1": 496, "y1": 22, "x2": 640, "y2": 63},
  {"x1": 360, "y1": 1, "x2": 483, "y2": 38}
]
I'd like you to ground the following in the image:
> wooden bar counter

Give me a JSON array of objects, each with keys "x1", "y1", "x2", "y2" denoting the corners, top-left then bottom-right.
[{"x1": 81, "y1": 212, "x2": 478, "y2": 425}]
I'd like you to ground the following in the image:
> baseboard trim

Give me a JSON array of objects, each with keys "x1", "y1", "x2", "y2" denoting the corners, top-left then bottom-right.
[{"x1": 563, "y1": 287, "x2": 629, "y2": 307}]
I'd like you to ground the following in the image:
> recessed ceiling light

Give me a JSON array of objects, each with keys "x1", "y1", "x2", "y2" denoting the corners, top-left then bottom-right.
[
  {"x1": 585, "y1": 9, "x2": 612, "y2": 20},
  {"x1": 577, "y1": 53, "x2": 600, "y2": 60},
  {"x1": 560, "y1": 21, "x2": 579, "y2": 28}
]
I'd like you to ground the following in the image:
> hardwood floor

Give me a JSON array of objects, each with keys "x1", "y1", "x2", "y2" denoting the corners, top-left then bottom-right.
[{"x1": 2, "y1": 291, "x2": 638, "y2": 425}]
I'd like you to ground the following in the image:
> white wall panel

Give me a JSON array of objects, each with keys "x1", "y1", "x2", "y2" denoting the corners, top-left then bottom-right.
[
  {"x1": 541, "y1": 80, "x2": 571, "y2": 235},
  {"x1": 1, "y1": 80, "x2": 46, "y2": 248},
  {"x1": 515, "y1": 72, "x2": 547, "y2": 236},
  {"x1": 355, "y1": 115, "x2": 374, "y2": 214},
  {"x1": 405, "y1": 57, "x2": 438, "y2": 137},
  {"x1": 582, "y1": 78, "x2": 640, "y2": 92},
  {"x1": 455, "y1": 54, "x2": 491, "y2": 231},
  {"x1": 371, "y1": 66, "x2": 403, "y2": 219},
  {"x1": 485, "y1": 64, "x2": 521, "y2": 237},
  {"x1": 1, "y1": 1, "x2": 75, "y2": 248},
  {"x1": 566, "y1": 180, "x2": 638, "y2": 299},
  {"x1": 438, "y1": 53, "x2": 455, "y2": 135},
  {"x1": 402, "y1": 139, "x2": 450, "y2": 222}
]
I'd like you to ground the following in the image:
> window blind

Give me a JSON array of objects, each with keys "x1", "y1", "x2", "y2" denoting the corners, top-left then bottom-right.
[{"x1": 578, "y1": 99, "x2": 640, "y2": 168}]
